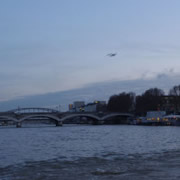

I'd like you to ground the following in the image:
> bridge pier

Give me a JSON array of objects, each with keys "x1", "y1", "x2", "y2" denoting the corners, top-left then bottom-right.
[
  {"x1": 98, "y1": 120, "x2": 104, "y2": 125},
  {"x1": 56, "y1": 121, "x2": 63, "y2": 126},
  {"x1": 92, "y1": 120, "x2": 102, "y2": 125},
  {"x1": 16, "y1": 122, "x2": 22, "y2": 128}
]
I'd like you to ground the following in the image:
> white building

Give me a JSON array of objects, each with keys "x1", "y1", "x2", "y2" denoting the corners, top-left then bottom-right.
[
  {"x1": 84, "y1": 103, "x2": 96, "y2": 112},
  {"x1": 68, "y1": 101, "x2": 85, "y2": 112},
  {"x1": 68, "y1": 101, "x2": 106, "y2": 112},
  {"x1": 84, "y1": 101, "x2": 106, "y2": 112}
]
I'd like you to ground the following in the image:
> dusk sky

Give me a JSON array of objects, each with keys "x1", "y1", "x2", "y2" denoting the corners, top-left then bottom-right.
[{"x1": 1, "y1": 0, "x2": 180, "y2": 101}]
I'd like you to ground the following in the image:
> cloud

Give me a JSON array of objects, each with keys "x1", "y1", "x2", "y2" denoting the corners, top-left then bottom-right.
[
  {"x1": 1, "y1": 71, "x2": 180, "y2": 111},
  {"x1": 156, "y1": 73, "x2": 168, "y2": 79}
]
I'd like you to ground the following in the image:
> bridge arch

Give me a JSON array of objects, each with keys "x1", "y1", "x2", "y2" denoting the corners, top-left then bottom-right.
[
  {"x1": 19, "y1": 114, "x2": 61, "y2": 123},
  {"x1": 0, "y1": 116, "x2": 18, "y2": 122},
  {"x1": 61, "y1": 114, "x2": 100, "y2": 122},
  {"x1": 101, "y1": 113, "x2": 133, "y2": 121}
]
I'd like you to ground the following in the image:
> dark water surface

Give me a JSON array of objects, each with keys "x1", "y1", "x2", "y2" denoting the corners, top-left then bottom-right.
[{"x1": 0, "y1": 125, "x2": 180, "y2": 180}]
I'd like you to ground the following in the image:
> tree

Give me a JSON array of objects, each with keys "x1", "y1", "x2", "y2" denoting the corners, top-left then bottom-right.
[
  {"x1": 107, "y1": 92, "x2": 135, "y2": 113},
  {"x1": 136, "y1": 88, "x2": 164, "y2": 116},
  {"x1": 169, "y1": 85, "x2": 180, "y2": 96},
  {"x1": 169, "y1": 85, "x2": 180, "y2": 112}
]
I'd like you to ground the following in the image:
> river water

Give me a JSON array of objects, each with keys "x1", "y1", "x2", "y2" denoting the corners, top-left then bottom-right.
[{"x1": 0, "y1": 125, "x2": 180, "y2": 180}]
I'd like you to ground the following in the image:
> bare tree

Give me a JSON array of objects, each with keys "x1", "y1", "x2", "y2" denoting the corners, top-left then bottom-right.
[
  {"x1": 136, "y1": 88, "x2": 164, "y2": 116},
  {"x1": 169, "y1": 85, "x2": 180, "y2": 96},
  {"x1": 169, "y1": 85, "x2": 180, "y2": 112},
  {"x1": 107, "y1": 92, "x2": 135, "y2": 113}
]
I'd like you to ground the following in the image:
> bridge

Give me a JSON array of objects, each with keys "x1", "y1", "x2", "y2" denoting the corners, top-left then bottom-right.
[{"x1": 0, "y1": 107, "x2": 133, "y2": 128}]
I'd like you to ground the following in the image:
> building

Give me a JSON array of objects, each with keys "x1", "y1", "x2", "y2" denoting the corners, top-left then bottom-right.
[
  {"x1": 68, "y1": 101, "x2": 85, "y2": 112},
  {"x1": 84, "y1": 103, "x2": 96, "y2": 112},
  {"x1": 160, "y1": 96, "x2": 180, "y2": 113},
  {"x1": 73, "y1": 101, "x2": 85, "y2": 108},
  {"x1": 68, "y1": 101, "x2": 107, "y2": 112},
  {"x1": 135, "y1": 111, "x2": 166, "y2": 125},
  {"x1": 84, "y1": 101, "x2": 106, "y2": 112},
  {"x1": 146, "y1": 111, "x2": 166, "y2": 121},
  {"x1": 69, "y1": 104, "x2": 73, "y2": 111}
]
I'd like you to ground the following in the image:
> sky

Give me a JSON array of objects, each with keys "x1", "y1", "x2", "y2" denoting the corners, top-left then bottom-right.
[{"x1": 1, "y1": 0, "x2": 180, "y2": 102}]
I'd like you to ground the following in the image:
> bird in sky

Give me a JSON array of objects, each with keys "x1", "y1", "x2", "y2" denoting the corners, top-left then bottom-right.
[{"x1": 107, "y1": 53, "x2": 117, "y2": 57}]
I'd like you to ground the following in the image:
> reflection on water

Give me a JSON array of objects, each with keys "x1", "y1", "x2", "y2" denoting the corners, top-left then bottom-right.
[{"x1": 0, "y1": 125, "x2": 180, "y2": 179}]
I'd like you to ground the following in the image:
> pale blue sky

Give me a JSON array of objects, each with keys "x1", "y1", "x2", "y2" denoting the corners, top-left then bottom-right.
[{"x1": 1, "y1": 0, "x2": 180, "y2": 101}]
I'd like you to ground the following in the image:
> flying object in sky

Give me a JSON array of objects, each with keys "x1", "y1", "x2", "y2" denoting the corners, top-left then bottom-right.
[{"x1": 107, "y1": 53, "x2": 117, "y2": 57}]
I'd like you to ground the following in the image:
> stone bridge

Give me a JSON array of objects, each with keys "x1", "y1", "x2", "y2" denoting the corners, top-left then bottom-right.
[{"x1": 0, "y1": 107, "x2": 133, "y2": 127}]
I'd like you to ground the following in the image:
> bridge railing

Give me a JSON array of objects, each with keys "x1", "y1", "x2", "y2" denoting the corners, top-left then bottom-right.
[{"x1": 7, "y1": 107, "x2": 60, "y2": 114}]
